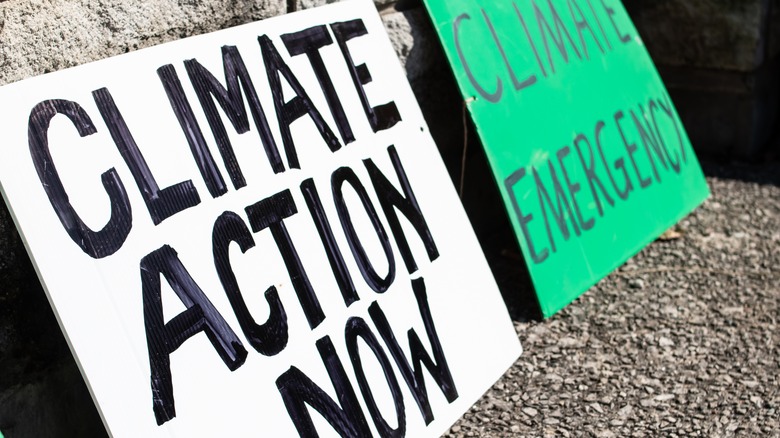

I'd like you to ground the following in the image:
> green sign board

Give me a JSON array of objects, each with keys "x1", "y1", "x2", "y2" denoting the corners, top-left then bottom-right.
[{"x1": 422, "y1": 0, "x2": 709, "y2": 317}]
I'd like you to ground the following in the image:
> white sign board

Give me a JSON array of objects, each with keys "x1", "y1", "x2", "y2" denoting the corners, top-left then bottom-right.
[{"x1": 0, "y1": 1, "x2": 521, "y2": 436}]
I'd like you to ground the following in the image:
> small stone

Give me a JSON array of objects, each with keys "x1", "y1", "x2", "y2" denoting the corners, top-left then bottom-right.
[
  {"x1": 522, "y1": 407, "x2": 539, "y2": 417},
  {"x1": 640, "y1": 398, "x2": 656, "y2": 407},
  {"x1": 629, "y1": 279, "x2": 645, "y2": 289},
  {"x1": 558, "y1": 337, "x2": 579, "y2": 348},
  {"x1": 618, "y1": 405, "x2": 633, "y2": 417},
  {"x1": 548, "y1": 409, "x2": 563, "y2": 418}
]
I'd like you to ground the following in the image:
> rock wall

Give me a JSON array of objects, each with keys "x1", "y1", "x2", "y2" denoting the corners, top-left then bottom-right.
[
  {"x1": 625, "y1": 0, "x2": 780, "y2": 159},
  {"x1": 625, "y1": 0, "x2": 772, "y2": 71},
  {"x1": 0, "y1": 0, "x2": 287, "y2": 86}
]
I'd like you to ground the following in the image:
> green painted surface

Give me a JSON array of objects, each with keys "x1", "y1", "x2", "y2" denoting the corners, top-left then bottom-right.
[{"x1": 422, "y1": 0, "x2": 710, "y2": 317}]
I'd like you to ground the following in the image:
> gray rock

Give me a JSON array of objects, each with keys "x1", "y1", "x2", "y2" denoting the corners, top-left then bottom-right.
[
  {"x1": 0, "y1": 0, "x2": 287, "y2": 86},
  {"x1": 294, "y1": 0, "x2": 397, "y2": 11},
  {"x1": 625, "y1": 0, "x2": 774, "y2": 72},
  {"x1": 624, "y1": 0, "x2": 779, "y2": 159},
  {"x1": 294, "y1": 0, "x2": 339, "y2": 10},
  {"x1": 629, "y1": 278, "x2": 645, "y2": 289}
]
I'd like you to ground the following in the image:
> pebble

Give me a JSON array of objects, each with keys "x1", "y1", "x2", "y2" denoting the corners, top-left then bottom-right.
[
  {"x1": 629, "y1": 278, "x2": 645, "y2": 289},
  {"x1": 522, "y1": 407, "x2": 539, "y2": 417}
]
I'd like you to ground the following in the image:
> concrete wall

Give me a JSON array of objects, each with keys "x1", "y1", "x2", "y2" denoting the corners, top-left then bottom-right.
[{"x1": 625, "y1": 0, "x2": 780, "y2": 159}]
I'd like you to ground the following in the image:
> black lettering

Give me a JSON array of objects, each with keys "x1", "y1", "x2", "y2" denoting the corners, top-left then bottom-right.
[
  {"x1": 158, "y1": 64, "x2": 228, "y2": 198},
  {"x1": 212, "y1": 211, "x2": 288, "y2": 356},
  {"x1": 453, "y1": 13, "x2": 503, "y2": 102},
  {"x1": 567, "y1": 0, "x2": 605, "y2": 59},
  {"x1": 331, "y1": 19, "x2": 402, "y2": 132},
  {"x1": 277, "y1": 336, "x2": 371, "y2": 438},
  {"x1": 332, "y1": 167, "x2": 395, "y2": 294},
  {"x1": 533, "y1": 161, "x2": 581, "y2": 254},
  {"x1": 573, "y1": 133, "x2": 614, "y2": 217},
  {"x1": 369, "y1": 277, "x2": 458, "y2": 425},
  {"x1": 556, "y1": 146, "x2": 594, "y2": 230},
  {"x1": 658, "y1": 95, "x2": 687, "y2": 164},
  {"x1": 141, "y1": 245, "x2": 247, "y2": 425},
  {"x1": 28, "y1": 99, "x2": 132, "y2": 258},
  {"x1": 93, "y1": 87, "x2": 200, "y2": 225},
  {"x1": 345, "y1": 317, "x2": 406, "y2": 438},
  {"x1": 505, "y1": 168, "x2": 548, "y2": 264},
  {"x1": 185, "y1": 45, "x2": 284, "y2": 177},
  {"x1": 587, "y1": 0, "x2": 612, "y2": 50},
  {"x1": 513, "y1": 2, "x2": 548, "y2": 78},
  {"x1": 534, "y1": 0, "x2": 582, "y2": 74},
  {"x1": 300, "y1": 178, "x2": 359, "y2": 307},
  {"x1": 245, "y1": 189, "x2": 325, "y2": 329},
  {"x1": 482, "y1": 8, "x2": 537, "y2": 91},
  {"x1": 259, "y1": 34, "x2": 341, "y2": 170},
  {"x1": 282, "y1": 25, "x2": 355, "y2": 145},
  {"x1": 631, "y1": 107, "x2": 668, "y2": 183},
  {"x1": 594, "y1": 120, "x2": 632, "y2": 200},
  {"x1": 601, "y1": 0, "x2": 631, "y2": 43},
  {"x1": 585, "y1": 0, "x2": 612, "y2": 49},
  {"x1": 615, "y1": 110, "x2": 650, "y2": 189},
  {"x1": 364, "y1": 145, "x2": 439, "y2": 274},
  {"x1": 649, "y1": 99, "x2": 681, "y2": 173}
]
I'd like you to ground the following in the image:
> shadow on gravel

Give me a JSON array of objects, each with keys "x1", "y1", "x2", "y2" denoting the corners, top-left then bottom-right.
[
  {"x1": 417, "y1": 53, "x2": 544, "y2": 322},
  {"x1": 452, "y1": 125, "x2": 543, "y2": 323},
  {"x1": 698, "y1": 128, "x2": 780, "y2": 185},
  {"x1": 700, "y1": 160, "x2": 780, "y2": 187}
]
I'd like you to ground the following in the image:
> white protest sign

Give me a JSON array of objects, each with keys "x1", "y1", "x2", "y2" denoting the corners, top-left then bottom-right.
[{"x1": 0, "y1": 1, "x2": 521, "y2": 436}]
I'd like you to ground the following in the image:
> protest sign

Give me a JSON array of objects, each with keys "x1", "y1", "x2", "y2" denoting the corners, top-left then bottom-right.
[
  {"x1": 0, "y1": 1, "x2": 521, "y2": 435},
  {"x1": 422, "y1": 0, "x2": 710, "y2": 317}
]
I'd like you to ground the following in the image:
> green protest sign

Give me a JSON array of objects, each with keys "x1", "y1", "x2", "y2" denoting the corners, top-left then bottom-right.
[{"x1": 422, "y1": 0, "x2": 709, "y2": 317}]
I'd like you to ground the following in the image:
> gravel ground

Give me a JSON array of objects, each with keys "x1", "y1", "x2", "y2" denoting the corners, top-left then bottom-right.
[{"x1": 446, "y1": 161, "x2": 780, "y2": 438}]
